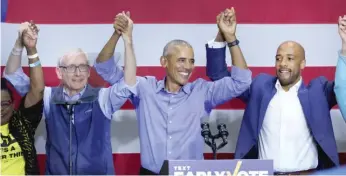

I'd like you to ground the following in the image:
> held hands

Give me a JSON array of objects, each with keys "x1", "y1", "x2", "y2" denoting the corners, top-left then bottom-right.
[
  {"x1": 22, "y1": 21, "x2": 39, "y2": 50},
  {"x1": 217, "y1": 8, "x2": 237, "y2": 42},
  {"x1": 113, "y1": 11, "x2": 133, "y2": 43}
]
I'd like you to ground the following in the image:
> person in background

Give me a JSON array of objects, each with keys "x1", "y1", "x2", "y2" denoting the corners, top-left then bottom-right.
[
  {"x1": 205, "y1": 14, "x2": 346, "y2": 174},
  {"x1": 94, "y1": 8, "x2": 252, "y2": 175},
  {"x1": 2, "y1": 14, "x2": 137, "y2": 175},
  {"x1": 310, "y1": 14, "x2": 346, "y2": 176},
  {"x1": 334, "y1": 15, "x2": 346, "y2": 122},
  {"x1": 1, "y1": 22, "x2": 44, "y2": 175}
]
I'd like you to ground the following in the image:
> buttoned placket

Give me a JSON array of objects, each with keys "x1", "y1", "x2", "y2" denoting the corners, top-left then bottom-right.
[{"x1": 167, "y1": 93, "x2": 174, "y2": 158}]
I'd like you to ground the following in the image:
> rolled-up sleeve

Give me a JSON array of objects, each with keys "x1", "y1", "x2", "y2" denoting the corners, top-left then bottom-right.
[
  {"x1": 205, "y1": 66, "x2": 252, "y2": 110},
  {"x1": 3, "y1": 67, "x2": 30, "y2": 97},
  {"x1": 334, "y1": 50, "x2": 346, "y2": 121},
  {"x1": 94, "y1": 55, "x2": 124, "y2": 85},
  {"x1": 98, "y1": 77, "x2": 139, "y2": 119},
  {"x1": 205, "y1": 40, "x2": 231, "y2": 81}
]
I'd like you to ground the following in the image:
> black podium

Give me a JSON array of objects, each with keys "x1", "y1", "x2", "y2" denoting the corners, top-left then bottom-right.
[{"x1": 159, "y1": 159, "x2": 273, "y2": 175}]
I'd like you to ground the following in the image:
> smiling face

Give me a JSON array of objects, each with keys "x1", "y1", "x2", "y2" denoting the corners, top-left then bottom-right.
[
  {"x1": 160, "y1": 41, "x2": 195, "y2": 87},
  {"x1": 275, "y1": 41, "x2": 306, "y2": 90},
  {"x1": 56, "y1": 49, "x2": 90, "y2": 93}
]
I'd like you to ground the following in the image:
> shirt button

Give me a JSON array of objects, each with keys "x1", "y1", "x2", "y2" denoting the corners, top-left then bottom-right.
[
  {"x1": 169, "y1": 136, "x2": 172, "y2": 139},
  {"x1": 168, "y1": 151, "x2": 171, "y2": 154},
  {"x1": 169, "y1": 107, "x2": 172, "y2": 110},
  {"x1": 169, "y1": 121, "x2": 172, "y2": 124}
]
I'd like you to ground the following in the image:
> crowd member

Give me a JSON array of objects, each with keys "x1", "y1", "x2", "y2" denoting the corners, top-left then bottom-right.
[
  {"x1": 334, "y1": 15, "x2": 346, "y2": 122},
  {"x1": 1, "y1": 22, "x2": 44, "y2": 175}
]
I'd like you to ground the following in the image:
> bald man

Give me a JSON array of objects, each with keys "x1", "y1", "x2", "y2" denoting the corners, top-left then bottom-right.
[{"x1": 205, "y1": 25, "x2": 344, "y2": 174}]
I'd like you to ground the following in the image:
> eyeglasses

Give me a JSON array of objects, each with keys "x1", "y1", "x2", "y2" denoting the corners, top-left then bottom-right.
[
  {"x1": 59, "y1": 64, "x2": 90, "y2": 73},
  {"x1": 1, "y1": 100, "x2": 12, "y2": 107}
]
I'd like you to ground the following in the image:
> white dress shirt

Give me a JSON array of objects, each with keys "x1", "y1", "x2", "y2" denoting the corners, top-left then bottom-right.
[{"x1": 258, "y1": 78, "x2": 318, "y2": 172}]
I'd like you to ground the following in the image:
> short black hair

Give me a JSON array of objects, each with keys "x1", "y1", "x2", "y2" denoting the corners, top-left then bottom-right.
[{"x1": 1, "y1": 78, "x2": 13, "y2": 100}]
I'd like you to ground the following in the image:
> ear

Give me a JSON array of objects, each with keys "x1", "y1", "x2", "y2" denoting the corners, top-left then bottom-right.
[
  {"x1": 300, "y1": 59, "x2": 306, "y2": 70},
  {"x1": 55, "y1": 67, "x2": 63, "y2": 79},
  {"x1": 160, "y1": 56, "x2": 168, "y2": 68}
]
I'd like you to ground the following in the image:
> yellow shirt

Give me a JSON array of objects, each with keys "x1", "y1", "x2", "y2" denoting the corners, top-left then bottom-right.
[{"x1": 1, "y1": 123, "x2": 25, "y2": 175}]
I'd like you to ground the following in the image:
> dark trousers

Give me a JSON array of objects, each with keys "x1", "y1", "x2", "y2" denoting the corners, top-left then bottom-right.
[{"x1": 139, "y1": 166, "x2": 159, "y2": 175}]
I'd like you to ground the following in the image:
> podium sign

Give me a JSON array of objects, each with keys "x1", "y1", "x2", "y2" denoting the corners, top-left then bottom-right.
[{"x1": 160, "y1": 159, "x2": 273, "y2": 176}]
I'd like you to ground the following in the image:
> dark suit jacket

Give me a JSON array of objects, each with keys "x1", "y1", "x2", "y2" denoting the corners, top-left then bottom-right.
[{"x1": 205, "y1": 45, "x2": 339, "y2": 170}]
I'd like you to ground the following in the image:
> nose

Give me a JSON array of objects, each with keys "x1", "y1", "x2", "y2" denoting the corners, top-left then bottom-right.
[
  {"x1": 279, "y1": 57, "x2": 288, "y2": 67},
  {"x1": 183, "y1": 61, "x2": 193, "y2": 71},
  {"x1": 74, "y1": 68, "x2": 81, "y2": 76}
]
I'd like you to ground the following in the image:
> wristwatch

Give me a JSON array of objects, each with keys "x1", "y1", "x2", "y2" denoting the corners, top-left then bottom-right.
[{"x1": 227, "y1": 39, "x2": 239, "y2": 47}]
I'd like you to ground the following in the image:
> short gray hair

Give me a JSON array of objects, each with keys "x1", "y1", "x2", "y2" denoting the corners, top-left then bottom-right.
[
  {"x1": 57, "y1": 48, "x2": 89, "y2": 66},
  {"x1": 162, "y1": 39, "x2": 192, "y2": 57}
]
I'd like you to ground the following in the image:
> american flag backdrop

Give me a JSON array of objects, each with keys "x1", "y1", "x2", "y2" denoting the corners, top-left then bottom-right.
[{"x1": 1, "y1": 0, "x2": 346, "y2": 174}]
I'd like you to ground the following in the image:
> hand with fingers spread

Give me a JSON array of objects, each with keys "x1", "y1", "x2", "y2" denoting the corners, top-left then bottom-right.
[
  {"x1": 339, "y1": 15, "x2": 346, "y2": 44},
  {"x1": 217, "y1": 7, "x2": 237, "y2": 42}
]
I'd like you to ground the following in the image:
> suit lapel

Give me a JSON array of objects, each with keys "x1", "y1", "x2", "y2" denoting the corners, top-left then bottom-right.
[
  {"x1": 258, "y1": 82, "x2": 277, "y2": 134},
  {"x1": 297, "y1": 83, "x2": 312, "y2": 129}
]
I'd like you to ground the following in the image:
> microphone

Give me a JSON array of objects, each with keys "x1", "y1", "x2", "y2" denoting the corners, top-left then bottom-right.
[
  {"x1": 217, "y1": 123, "x2": 229, "y2": 144},
  {"x1": 53, "y1": 100, "x2": 81, "y2": 114},
  {"x1": 201, "y1": 122, "x2": 211, "y2": 146}
]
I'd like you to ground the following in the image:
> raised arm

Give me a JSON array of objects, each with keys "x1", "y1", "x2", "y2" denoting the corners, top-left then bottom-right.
[
  {"x1": 204, "y1": 8, "x2": 252, "y2": 110},
  {"x1": 98, "y1": 12, "x2": 139, "y2": 118},
  {"x1": 21, "y1": 22, "x2": 45, "y2": 108},
  {"x1": 206, "y1": 8, "x2": 252, "y2": 103},
  {"x1": 3, "y1": 23, "x2": 31, "y2": 96},
  {"x1": 334, "y1": 15, "x2": 346, "y2": 120},
  {"x1": 94, "y1": 13, "x2": 129, "y2": 85}
]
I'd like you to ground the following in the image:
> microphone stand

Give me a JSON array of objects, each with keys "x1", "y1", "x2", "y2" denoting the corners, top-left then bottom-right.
[
  {"x1": 201, "y1": 123, "x2": 229, "y2": 160},
  {"x1": 66, "y1": 104, "x2": 73, "y2": 175},
  {"x1": 64, "y1": 101, "x2": 80, "y2": 175}
]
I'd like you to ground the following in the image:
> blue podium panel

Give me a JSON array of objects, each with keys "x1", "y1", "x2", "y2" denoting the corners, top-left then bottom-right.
[{"x1": 160, "y1": 159, "x2": 273, "y2": 176}]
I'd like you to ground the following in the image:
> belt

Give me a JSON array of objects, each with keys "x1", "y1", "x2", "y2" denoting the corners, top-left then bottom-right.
[{"x1": 274, "y1": 168, "x2": 316, "y2": 175}]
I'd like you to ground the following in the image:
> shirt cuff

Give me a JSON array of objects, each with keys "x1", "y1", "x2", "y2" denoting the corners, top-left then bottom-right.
[
  {"x1": 207, "y1": 38, "x2": 227, "y2": 48},
  {"x1": 116, "y1": 78, "x2": 139, "y2": 96},
  {"x1": 230, "y1": 66, "x2": 252, "y2": 82},
  {"x1": 3, "y1": 67, "x2": 30, "y2": 96},
  {"x1": 94, "y1": 55, "x2": 121, "y2": 73}
]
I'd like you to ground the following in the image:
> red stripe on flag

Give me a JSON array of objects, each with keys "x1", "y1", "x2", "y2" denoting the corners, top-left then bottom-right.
[
  {"x1": 0, "y1": 66, "x2": 339, "y2": 109},
  {"x1": 5, "y1": 0, "x2": 346, "y2": 24}
]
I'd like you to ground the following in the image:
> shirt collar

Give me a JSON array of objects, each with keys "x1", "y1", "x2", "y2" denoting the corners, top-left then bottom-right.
[
  {"x1": 155, "y1": 77, "x2": 191, "y2": 94},
  {"x1": 63, "y1": 85, "x2": 87, "y2": 100},
  {"x1": 275, "y1": 77, "x2": 302, "y2": 92}
]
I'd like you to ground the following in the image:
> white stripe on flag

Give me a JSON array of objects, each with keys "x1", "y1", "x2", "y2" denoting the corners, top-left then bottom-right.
[{"x1": 1, "y1": 23, "x2": 341, "y2": 67}]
